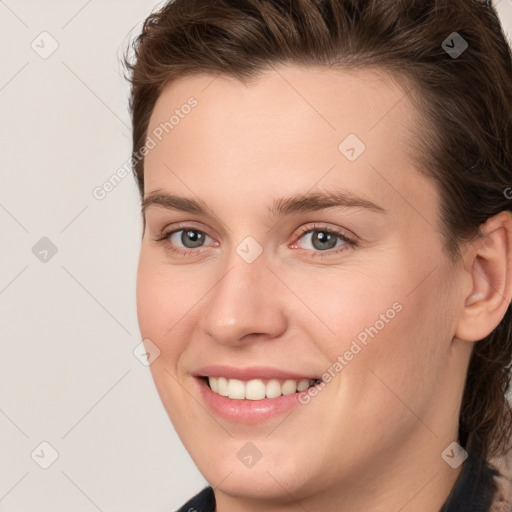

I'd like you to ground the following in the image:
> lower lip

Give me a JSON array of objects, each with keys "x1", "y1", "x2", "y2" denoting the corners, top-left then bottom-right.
[{"x1": 196, "y1": 377, "x2": 306, "y2": 424}]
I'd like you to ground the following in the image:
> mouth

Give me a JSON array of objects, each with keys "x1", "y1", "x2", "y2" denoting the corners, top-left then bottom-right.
[{"x1": 201, "y1": 376, "x2": 323, "y2": 400}]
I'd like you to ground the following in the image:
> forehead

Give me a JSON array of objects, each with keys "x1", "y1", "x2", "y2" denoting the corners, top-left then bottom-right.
[
  {"x1": 146, "y1": 65, "x2": 415, "y2": 152},
  {"x1": 143, "y1": 65, "x2": 438, "y2": 227}
]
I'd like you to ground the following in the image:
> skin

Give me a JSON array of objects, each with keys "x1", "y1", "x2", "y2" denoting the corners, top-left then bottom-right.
[{"x1": 136, "y1": 65, "x2": 512, "y2": 511}]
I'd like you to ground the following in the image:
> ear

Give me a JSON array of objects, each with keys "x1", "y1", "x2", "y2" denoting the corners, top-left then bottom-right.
[{"x1": 455, "y1": 211, "x2": 512, "y2": 342}]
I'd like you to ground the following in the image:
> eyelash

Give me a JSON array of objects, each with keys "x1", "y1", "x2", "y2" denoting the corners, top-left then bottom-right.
[{"x1": 154, "y1": 223, "x2": 357, "y2": 259}]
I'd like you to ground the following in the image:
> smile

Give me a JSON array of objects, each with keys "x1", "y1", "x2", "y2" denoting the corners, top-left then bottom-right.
[{"x1": 206, "y1": 376, "x2": 322, "y2": 400}]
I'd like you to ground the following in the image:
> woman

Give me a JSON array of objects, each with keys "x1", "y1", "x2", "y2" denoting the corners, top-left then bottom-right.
[{"x1": 123, "y1": 0, "x2": 512, "y2": 510}]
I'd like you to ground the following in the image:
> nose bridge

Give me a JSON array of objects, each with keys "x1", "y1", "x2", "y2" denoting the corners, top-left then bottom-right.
[{"x1": 200, "y1": 245, "x2": 286, "y2": 344}]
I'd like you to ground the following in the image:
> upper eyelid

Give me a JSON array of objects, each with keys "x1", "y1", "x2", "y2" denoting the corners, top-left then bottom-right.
[{"x1": 295, "y1": 224, "x2": 354, "y2": 238}]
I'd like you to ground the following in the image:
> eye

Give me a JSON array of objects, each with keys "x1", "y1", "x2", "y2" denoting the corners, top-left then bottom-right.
[
  {"x1": 292, "y1": 224, "x2": 356, "y2": 257},
  {"x1": 169, "y1": 228, "x2": 210, "y2": 249},
  {"x1": 154, "y1": 223, "x2": 356, "y2": 258},
  {"x1": 155, "y1": 226, "x2": 216, "y2": 256}
]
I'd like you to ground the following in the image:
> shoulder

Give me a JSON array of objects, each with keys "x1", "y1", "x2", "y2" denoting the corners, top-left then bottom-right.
[{"x1": 174, "y1": 486, "x2": 215, "y2": 512}]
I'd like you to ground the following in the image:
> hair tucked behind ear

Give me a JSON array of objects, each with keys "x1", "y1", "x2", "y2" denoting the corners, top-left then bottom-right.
[{"x1": 122, "y1": 0, "x2": 512, "y2": 461}]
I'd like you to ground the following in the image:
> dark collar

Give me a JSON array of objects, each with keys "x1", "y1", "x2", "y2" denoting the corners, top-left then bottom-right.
[
  {"x1": 440, "y1": 440, "x2": 501, "y2": 512},
  {"x1": 176, "y1": 485, "x2": 215, "y2": 512}
]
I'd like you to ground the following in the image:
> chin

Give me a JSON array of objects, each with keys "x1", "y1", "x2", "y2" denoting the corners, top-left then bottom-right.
[
  {"x1": 191, "y1": 441, "x2": 315, "y2": 501},
  {"x1": 205, "y1": 467, "x2": 305, "y2": 502}
]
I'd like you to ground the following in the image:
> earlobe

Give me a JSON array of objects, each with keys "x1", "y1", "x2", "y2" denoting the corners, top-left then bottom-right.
[{"x1": 455, "y1": 211, "x2": 512, "y2": 343}]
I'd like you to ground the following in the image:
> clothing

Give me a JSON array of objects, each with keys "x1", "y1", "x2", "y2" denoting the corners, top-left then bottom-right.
[
  {"x1": 175, "y1": 445, "x2": 511, "y2": 512},
  {"x1": 176, "y1": 485, "x2": 215, "y2": 512}
]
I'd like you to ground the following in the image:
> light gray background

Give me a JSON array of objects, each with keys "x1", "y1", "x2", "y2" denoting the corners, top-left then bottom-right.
[{"x1": 1, "y1": 1, "x2": 511, "y2": 511}]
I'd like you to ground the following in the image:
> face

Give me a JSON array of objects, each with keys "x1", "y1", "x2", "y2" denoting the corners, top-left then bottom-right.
[{"x1": 136, "y1": 65, "x2": 469, "y2": 504}]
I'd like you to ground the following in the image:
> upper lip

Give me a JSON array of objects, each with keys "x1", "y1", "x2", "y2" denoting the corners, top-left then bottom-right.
[{"x1": 194, "y1": 365, "x2": 319, "y2": 381}]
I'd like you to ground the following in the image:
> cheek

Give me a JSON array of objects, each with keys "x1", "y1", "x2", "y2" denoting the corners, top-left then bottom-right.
[
  {"x1": 288, "y1": 264, "x2": 402, "y2": 356},
  {"x1": 337, "y1": 274, "x2": 450, "y2": 431},
  {"x1": 135, "y1": 253, "x2": 200, "y2": 422},
  {"x1": 135, "y1": 251, "x2": 194, "y2": 354},
  {"x1": 295, "y1": 258, "x2": 451, "y2": 421},
  {"x1": 136, "y1": 255, "x2": 165, "y2": 340}
]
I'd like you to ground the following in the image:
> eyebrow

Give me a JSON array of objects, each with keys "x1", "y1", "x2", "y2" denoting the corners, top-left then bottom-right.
[{"x1": 141, "y1": 189, "x2": 386, "y2": 218}]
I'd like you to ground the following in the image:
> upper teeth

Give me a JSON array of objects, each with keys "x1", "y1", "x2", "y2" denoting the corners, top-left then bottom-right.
[{"x1": 208, "y1": 377, "x2": 317, "y2": 400}]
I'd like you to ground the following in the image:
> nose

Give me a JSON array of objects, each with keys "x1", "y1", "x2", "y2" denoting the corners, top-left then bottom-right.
[{"x1": 199, "y1": 252, "x2": 288, "y2": 346}]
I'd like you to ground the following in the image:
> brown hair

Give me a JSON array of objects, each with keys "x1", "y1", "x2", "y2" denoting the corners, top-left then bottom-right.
[{"x1": 123, "y1": 0, "x2": 512, "y2": 461}]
